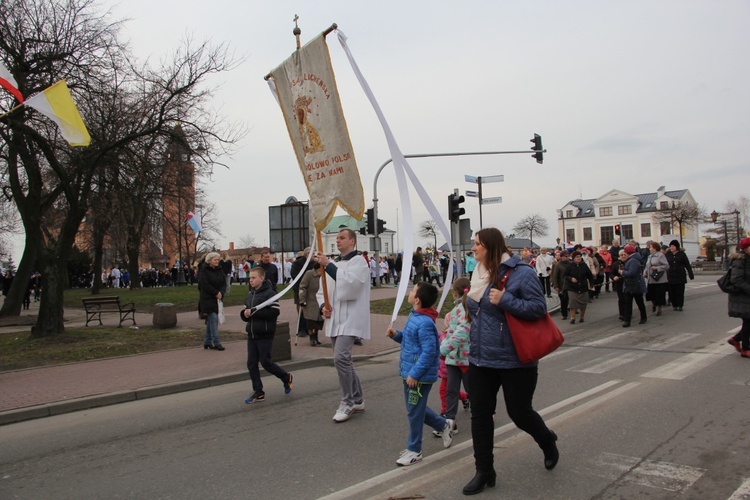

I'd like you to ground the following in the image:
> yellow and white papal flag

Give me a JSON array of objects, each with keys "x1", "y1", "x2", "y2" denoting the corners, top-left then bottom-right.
[
  {"x1": 270, "y1": 34, "x2": 364, "y2": 230},
  {"x1": 25, "y1": 79, "x2": 90, "y2": 147}
]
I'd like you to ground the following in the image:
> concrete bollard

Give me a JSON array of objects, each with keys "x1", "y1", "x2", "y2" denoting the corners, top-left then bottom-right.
[
  {"x1": 272, "y1": 321, "x2": 292, "y2": 361},
  {"x1": 153, "y1": 303, "x2": 177, "y2": 329}
]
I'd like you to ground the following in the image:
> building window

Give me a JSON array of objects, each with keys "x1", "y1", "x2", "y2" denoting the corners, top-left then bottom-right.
[
  {"x1": 331, "y1": 243, "x2": 336, "y2": 254},
  {"x1": 565, "y1": 210, "x2": 573, "y2": 218},
  {"x1": 622, "y1": 224, "x2": 634, "y2": 241},
  {"x1": 660, "y1": 201, "x2": 669, "y2": 210},
  {"x1": 599, "y1": 207, "x2": 612, "y2": 217},
  {"x1": 618, "y1": 205, "x2": 632, "y2": 215},
  {"x1": 583, "y1": 227, "x2": 593, "y2": 240},
  {"x1": 641, "y1": 223, "x2": 651, "y2": 238},
  {"x1": 384, "y1": 242, "x2": 389, "y2": 253},
  {"x1": 565, "y1": 228, "x2": 575, "y2": 243},
  {"x1": 600, "y1": 226, "x2": 614, "y2": 246},
  {"x1": 660, "y1": 222, "x2": 672, "y2": 235}
]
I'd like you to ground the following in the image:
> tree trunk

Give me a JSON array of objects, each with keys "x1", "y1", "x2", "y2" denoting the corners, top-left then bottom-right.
[
  {"x1": 0, "y1": 242, "x2": 37, "y2": 317},
  {"x1": 126, "y1": 231, "x2": 141, "y2": 291},
  {"x1": 90, "y1": 224, "x2": 107, "y2": 294},
  {"x1": 31, "y1": 252, "x2": 66, "y2": 337}
]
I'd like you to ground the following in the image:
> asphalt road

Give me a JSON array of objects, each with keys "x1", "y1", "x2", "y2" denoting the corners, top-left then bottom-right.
[{"x1": 1, "y1": 276, "x2": 749, "y2": 499}]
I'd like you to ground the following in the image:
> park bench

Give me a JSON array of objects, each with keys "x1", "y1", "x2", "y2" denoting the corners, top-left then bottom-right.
[{"x1": 82, "y1": 296, "x2": 137, "y2": 327}]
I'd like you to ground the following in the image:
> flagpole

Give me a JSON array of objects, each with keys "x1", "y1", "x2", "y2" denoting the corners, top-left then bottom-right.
[
  {"x1": 316, "y1": 230, "x2": 330, "y2": 310},
  {"x1": 264, "y1": 23, "x2": 338, "y2": 81},
  {"x1": 0, "y1": 102, "x2": 25, "y2": 119}
]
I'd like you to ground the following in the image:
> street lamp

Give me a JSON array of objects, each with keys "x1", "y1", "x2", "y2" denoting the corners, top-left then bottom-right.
[{"x1": 710, "y1": 210, "x2": 730, "y2": 271}]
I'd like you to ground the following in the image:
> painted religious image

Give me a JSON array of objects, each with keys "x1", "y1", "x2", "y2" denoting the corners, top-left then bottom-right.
[
  {"x1": 270, "y1": 33, "x2": 364, "y2": 231},
  {"x1": 295, "y1": 95, "x2": 324, "y2": 155}
]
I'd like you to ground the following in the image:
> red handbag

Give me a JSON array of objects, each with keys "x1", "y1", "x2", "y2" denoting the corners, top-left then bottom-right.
[{"x1": 499, "y1": 269, "x2": 564, "y2": 364}]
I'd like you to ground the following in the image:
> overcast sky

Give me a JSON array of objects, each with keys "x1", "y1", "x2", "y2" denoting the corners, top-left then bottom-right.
[{"x1": 13, "y1": 0, "x2": 749, "y2": 259}]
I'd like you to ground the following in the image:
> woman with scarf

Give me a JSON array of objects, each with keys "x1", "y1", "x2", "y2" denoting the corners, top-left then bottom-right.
[
  {"x1": 461, "y1": 228, "x2": 558, "y2": 495},
  {"x1": 565, "y1": 251, "x2": 595, "y2": 324}
]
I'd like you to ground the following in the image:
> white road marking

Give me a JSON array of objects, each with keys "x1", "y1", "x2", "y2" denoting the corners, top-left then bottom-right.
[
  {"x1": 641, "y1": 340, "x2": 730, "y2": 380},
  {"x1": 586, "y1": 452, "x2": 705, "y2": 493},
  {"x1": 316, "y1": 380, "x2": 633, "y2": 500},
  {"x1": 569, "y1": 352, "x2": 649, "y2": 374},
  {"x1": 728, "y1": 477, "x2": 750, "y2": 499}
]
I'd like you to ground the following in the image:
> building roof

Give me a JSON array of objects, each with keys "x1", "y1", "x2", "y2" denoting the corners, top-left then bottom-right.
[{"x1": 562, "y1": 189, "x2": 689, "y2": 218}]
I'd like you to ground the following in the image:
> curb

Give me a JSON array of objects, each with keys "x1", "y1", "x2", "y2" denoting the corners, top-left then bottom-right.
[{"x1": 0, "y1": 349, "x2": 400, "y2": 426}]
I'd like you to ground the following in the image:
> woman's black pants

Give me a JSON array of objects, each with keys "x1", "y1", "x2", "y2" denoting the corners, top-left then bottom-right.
[{"x1": 468, "y1": 364, "x2": 554, "y2": 474}]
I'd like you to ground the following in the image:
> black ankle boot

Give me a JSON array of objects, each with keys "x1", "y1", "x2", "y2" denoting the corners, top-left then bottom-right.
[
  {"x1": 542, "y1": 431, "x2": 559, "y2": 470},
  {"x1": 462, "y1": 471, "x2": 496, "y2": 495},
  {"x1": 309, "y1": 335, "x2": 316, "y2": 346}
]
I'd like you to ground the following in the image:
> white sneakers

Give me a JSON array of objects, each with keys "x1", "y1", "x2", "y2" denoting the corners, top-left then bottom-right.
[
  {"x1": 442, "y1": 419, "x2": 454, "y2": 448},
  {"x1": 395, "y1": 418, "x2": 454, "y2": 467},
  {"x1": 333, "y1": 401, "x2": 365, "y2": 422},
  {"x1": 396, "y1": 450, "x2": 423, "y2": 466}
]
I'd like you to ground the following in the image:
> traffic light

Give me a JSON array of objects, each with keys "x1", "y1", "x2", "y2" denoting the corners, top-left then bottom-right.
[
  {"x1": 377, "y1": 219, "x2": 386, "y2": 235},
  {"x1": 531, "y1": 133, "x2": 544, "y2": 164},
  {"x1": 614, "y1": 224, "x2": 621, "y2": 236},
  {"x1": 366, "y1": 208, "x2": 375, "y2": 235},
  {"x1": 448, "y1": 193, "x2": 465, "y2": 223},
  {"x1": 359, "y1": 226, "x2": 366, "y2": 235}
]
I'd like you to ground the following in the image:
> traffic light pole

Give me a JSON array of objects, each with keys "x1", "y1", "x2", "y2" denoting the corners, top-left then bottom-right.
[{"x1": 372, "y1": 147, "x2": 546, "y2": 286}]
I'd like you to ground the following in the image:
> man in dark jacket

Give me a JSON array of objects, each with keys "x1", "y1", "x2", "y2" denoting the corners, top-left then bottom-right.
[
  {"x1": 240, "y1": 267, "x2": 293, "y2": 403},
  {"x1": 257, "y1": 250, "x2": 278, "y2": 291}
]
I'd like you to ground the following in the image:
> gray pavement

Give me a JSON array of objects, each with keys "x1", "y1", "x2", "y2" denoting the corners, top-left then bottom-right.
[{"x1": 0, "y1": 280, "x2": 560, "y2": 426}]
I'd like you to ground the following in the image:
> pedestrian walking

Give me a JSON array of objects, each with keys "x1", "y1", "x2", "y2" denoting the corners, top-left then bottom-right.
[
  {"x1": 198, "y1": 252, "x2": 226, "y2": 350},
  {"x1": 621, "y1": 245, "x2": 648, "y2": 327},
  {"x1": 726, "y1": 238, "x2": 750, "y2": 358},
  {"x1": 565, "y1": 251, "x2": 594, "y2": 324},
  {"x1": 645, "y1": 242, "x2": 669, "y2": 316},
  {"x1": 666, "y1": 240, "x2": 694, "y2": 311}
]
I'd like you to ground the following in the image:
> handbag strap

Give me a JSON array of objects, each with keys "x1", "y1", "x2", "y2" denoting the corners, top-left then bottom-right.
[{"x1": 498, "y1": 268, "x2": 513, "y2": 291}]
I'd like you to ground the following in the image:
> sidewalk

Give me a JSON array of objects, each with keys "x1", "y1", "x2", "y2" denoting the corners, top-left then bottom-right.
[
  {"x1": 0, "y1": 282, "x2": 560, "y2": 425},
  {"x1": 0, "y1": 283, "x2": 408, "y2": 425}
]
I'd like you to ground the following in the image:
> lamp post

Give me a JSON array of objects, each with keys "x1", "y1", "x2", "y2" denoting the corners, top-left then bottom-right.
[
  {"x1": 711, "y1": 210, "x2": 730, "y2": 271},
  {"x1": 372, "y1": 148, "x2": 543, "y2": 286},
  {"x1": 559, "y1": 209, "x2": 565, "y2": 248}
]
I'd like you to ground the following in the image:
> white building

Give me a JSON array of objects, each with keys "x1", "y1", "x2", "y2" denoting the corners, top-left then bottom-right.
[
  {"x1": 557, "y1": 186, "x2": 700, "y2": 259},
  {"x1": 319, "y1": 215, "x2": 397, "y2": 256}
]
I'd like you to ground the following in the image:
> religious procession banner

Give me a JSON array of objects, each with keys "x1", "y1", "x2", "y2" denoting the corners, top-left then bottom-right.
[{"x1": 270, "y1": 34, "x2": 364, "y2": 231}]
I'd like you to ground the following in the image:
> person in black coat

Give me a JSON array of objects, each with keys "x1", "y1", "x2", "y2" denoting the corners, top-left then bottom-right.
[
  {"x1": 198, "y1": 252, "x2": 226, "y2": 350},
  {"x1": 727, "y1": 238, "x2": 750, "y2": 358},
  {"x1": 666, "y1": 240, "x2": 694, "y2": 311}
]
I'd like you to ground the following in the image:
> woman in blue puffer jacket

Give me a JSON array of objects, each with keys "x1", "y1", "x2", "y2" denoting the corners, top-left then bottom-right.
[{"x1": 461, "y1": 228, "x2": 559, "y2": 496}]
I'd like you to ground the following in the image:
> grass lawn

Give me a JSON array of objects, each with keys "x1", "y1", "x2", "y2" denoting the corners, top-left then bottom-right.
[
  {"x1": 370, "y1": 295, "x2": 458, "y2": 317},
  {"x1": 63, "y1": 284, "x2": 295, "y2": 314}
]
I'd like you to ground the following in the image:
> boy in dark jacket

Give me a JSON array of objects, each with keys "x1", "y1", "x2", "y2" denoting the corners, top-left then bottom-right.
[
  {"x1": 241, "y1": 267, "x2": 293, "y2": 404},
  {"x1": 386, "y1": 282, "x2": 454, "y2": 467}
]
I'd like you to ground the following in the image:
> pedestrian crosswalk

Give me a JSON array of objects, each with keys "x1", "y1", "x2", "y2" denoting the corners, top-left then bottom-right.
[{"x1": 550, "y1": 331, "x2": 734, "y2": 381}]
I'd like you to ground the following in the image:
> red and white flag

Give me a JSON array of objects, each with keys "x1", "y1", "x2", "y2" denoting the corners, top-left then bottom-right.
[{"x1": 0, "y1": 60, "x2": 23, "y2": 103}]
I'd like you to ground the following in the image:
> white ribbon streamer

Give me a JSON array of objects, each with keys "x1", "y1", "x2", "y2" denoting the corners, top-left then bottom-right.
[{"x1": 336, "y1": 30, "x2": 454, "y2": 320}]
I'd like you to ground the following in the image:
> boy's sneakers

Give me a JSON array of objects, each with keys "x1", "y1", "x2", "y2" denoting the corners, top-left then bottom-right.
[
  {"x1": 396, "y1": 450, "x2": 423, "y2": 467},
  {"x1": 333, "y1": 403, "x2": 354, "y2": 422},
  {"x1": 284, "y1": 373, "x2": 293, "y2": 394},
  {"x1": 442, "y1": 419, "x2": 455, "y2": 448},
  {"x1": 244, "y1": 392, "x2": 265, "y2": 404},
  {"x1": 352, "y1": 400, "x2": 365, "y2": 413}
]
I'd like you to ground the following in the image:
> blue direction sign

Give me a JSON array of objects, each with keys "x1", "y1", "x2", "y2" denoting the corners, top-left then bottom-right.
[
  {"x1": 466, "y1": 190, "x2": 478, "y2": 198},
  {"x1": 465, "y1": 175, "x2": 478, "y2": 184}
]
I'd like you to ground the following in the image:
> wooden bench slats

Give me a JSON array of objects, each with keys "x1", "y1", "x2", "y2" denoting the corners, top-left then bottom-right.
[{"x1": 82, "y1": 296, "x2": 137, "y2": 327}]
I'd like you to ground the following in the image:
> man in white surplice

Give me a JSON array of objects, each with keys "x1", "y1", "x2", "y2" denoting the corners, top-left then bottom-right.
[{"x1": 317, "y1": 229, "x2": 370, "y2": 423}]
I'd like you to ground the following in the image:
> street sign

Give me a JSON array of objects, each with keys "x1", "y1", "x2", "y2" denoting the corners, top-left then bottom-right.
[
  {"x1": 479, "y1": 175, "x2": 504, "y2": 183},
  {"x1": 465, "y1": 190, "x2": 478, "y2": 198},
  {"x1": 482, "y1": 196, "x2": 503, "y2": 205},
  {"x1": 464, "y1": 175, "x2": 477, "y2": 184}
]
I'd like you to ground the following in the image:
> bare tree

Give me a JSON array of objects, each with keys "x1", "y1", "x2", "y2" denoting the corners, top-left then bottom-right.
[
  {"x1": 724, "y1": 195, "x2": 748, "y2": 238},
  {"x1": 0, "y1": 0, "x2": 243, "y2": 335},
  {"x1": 512, "y1": 214, "x2": 549, "y2": 248},
  {"x1": 237, "y1": 233, "x2": 257, "y2": 250},
  {"x1": 651, "y1": 201, "x2": 706, "y2": 248},
  {"x1": 418, "y1": 219, "x2": 439, "y2": 250}
]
